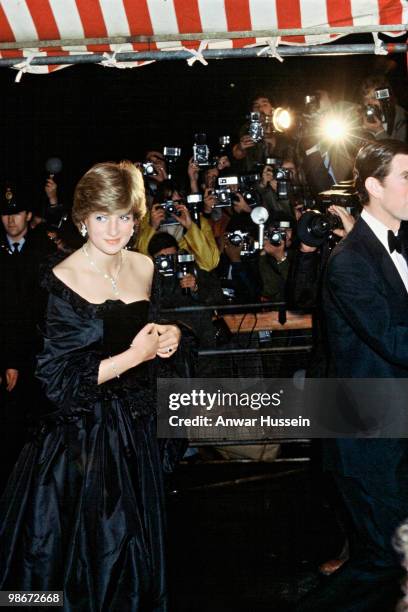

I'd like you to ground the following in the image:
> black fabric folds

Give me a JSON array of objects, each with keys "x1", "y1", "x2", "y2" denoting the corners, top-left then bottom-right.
[{"x1": 0, "y1": 267, "x2": 179, "y2": 611}]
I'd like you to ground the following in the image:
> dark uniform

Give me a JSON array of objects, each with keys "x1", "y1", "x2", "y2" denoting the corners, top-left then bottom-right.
[{"x1": 0, "y1": 184, "x2": 57, "y2": 490}]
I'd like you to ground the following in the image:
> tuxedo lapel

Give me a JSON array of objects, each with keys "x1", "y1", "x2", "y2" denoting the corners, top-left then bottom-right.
[{"x1": 355, "y1": 217, "x2": 408, "y2": 304}]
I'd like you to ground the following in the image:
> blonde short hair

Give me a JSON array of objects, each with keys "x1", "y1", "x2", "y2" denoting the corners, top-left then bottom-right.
[{"x1": 72, "y1": 161, "x2": 146, "y2": 227}]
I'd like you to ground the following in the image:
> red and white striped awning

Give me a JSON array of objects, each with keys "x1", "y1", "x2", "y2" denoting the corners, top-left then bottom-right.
[{"x1": 0, "y1": 0, "x2": 407, "y2": 75}]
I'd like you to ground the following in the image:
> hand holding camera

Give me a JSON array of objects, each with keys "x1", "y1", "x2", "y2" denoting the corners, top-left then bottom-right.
[
  {"x1": 203, "y1": 187, "x2": 217, "y2": 213},
  {"x1": 174, "y1": 203, "x2": 192, "y2": 230},
  {"x1": 327, "y1": 204, "x2": 355, "y2": 237},
  {"x1": 260, "y1": 165, "x2": 276, "y2": 190},
  {"x1": 223, "y1": 238, "x2": 242, "y2": 263},
  {"x1": 232, "y1": 192, "x2": 252, "y2": 214},
  {"x1": 150, "y1": 203, "x2": 166, "y2": 230},
  {"x1": 239, "y1": 134, "x2": 256, "y2": 151},
  {"x1": 179, "y1": 272, "x2": 198, "y2": 292},
  {"x1": 188, "y1": 157, "x2": 200, "y2": 185}
]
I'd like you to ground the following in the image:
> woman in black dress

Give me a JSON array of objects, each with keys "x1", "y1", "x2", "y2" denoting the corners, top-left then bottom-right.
[{"x1": 0, "y1": 161, "x2": 181, "y2": 611}]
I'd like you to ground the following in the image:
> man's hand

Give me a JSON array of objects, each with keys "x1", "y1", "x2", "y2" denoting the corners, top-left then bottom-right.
[
  {"x1": 150, "y1": 204, "x2": 166, "y2": 230},
  {"x1": 328, "y1": 205, "x2": 356, "y2": 237},
  {"x1": 233, "y1": 135, "x2": 256, "y2": 160},
  {"x1": 5, "y1": 369, "x2": 18, "y2": 392},
  {"x1": 45, "y1": 177, "x2": 58, "y2": 205},
  {"x1": 239, "y1": 135, "x2": 256, "y2": 151},
  {"x1": 224, "y1": 239, "x2": 242, "y2": 263},
  {"x1": 260, "y1": 165, "x2": 277, "y2": 190},
  {"x1": 232, "y1": 193, "x2": 251, "y2": 214},
  {"x1": 188, "y1": 157, "x2": 200, "y2": 190},
  {"x1": 203, "y1": 188, "x2": 217, "y2": 214},
  {"x1": 173, "y1": 204, "x2": 192, "y2": 230},
  {"x1": 179, "y1": 273, "x2": 198, "y2": 292}
]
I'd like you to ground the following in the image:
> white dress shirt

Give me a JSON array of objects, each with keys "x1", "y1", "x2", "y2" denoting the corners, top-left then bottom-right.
[{"x1": 361, "y1": 208, "x2": 408, "y2": 293}]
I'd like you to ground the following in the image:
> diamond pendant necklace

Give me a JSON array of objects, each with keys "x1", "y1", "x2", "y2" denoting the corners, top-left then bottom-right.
[{"x1": 82, "y1": 243, "x2": 123, "y2": 297}]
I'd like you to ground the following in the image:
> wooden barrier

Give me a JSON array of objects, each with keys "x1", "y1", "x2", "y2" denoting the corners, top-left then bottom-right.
[{"x1": 222, "y1": 311, "x2": 312, "y2": 333}]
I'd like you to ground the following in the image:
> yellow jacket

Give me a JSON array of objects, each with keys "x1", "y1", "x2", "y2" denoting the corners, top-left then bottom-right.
[{"x1": 136, "y1": 213, "x2": 220, "y2": 272}]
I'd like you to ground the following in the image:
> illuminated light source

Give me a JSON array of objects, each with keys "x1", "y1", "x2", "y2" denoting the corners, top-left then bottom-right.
[
  {"x1": 272, "y1": 107, "x2": 292, "y2": 132},
  {"x1": 319, "y1": 113, "x2": 352, "y2": 143}
]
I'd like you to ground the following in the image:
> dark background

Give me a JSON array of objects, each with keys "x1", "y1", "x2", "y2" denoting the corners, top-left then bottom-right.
[{"x1": 0, "y1": 33, "x2": 406, "y2": 205}]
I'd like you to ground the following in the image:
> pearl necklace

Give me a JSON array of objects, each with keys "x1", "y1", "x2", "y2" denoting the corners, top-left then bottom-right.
[{"x1": 82, "y1": 244, "x2": 123, "y2": 297}]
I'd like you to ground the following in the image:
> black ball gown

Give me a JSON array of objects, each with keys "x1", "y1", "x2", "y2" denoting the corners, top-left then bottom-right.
[{"x1": 0, "y1": 267, "x2": 175, "y2": 611}]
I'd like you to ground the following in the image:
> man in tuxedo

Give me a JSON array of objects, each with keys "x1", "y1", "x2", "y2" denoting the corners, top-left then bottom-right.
[{"x1": 299, "y1": 139, "x2": 408, "y2": 611}]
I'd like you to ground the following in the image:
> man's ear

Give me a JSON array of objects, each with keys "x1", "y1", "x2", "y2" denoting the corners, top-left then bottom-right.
[
  {"x1": 365, "y1": 176, "x2": 383, "y2": 200},
  {"x1": 26, "y1": 211, "x2": 33, "y2": 222}
]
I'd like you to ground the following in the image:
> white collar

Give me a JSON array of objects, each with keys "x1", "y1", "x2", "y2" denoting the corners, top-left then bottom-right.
[{"x1": 361, "y1": 208, "x2": 397, "y2": 254}]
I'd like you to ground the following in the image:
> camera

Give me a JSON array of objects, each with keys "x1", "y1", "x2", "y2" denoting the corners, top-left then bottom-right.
[
  {"x1": 225, "y1": 230, "x2": 256, "y2": 257},
  {"x1": 273, "y1": 167, "x2": 293, "y2": 200},
  {"x1": 375, "y1": 87, "x2": 391, "y2": 101},
  {"x1": 186, "y1": 193, "x2": 203, "y2": 225},
  {"x1": 163, "y1": 146, "x2": 181, "y2": 180},
  {"x1": 154, "y1": 253, "x2": 177, "y2": 277},
  {"x1": 265, "y1": 221, "x2": 291, "y2": 247},
  {"x1": 142, "y1": 162, "x2": 157, "y2": 177},
  {"x1": 247, "y1": 111, "x2": 264, "y2": 142},
  {"x1": 177, "y1": 252, "x2": 196, "y2": 280},
  {"x1": 319, "y1": 188, "x2": 359, "y2": 215},
  {"x1": 155, "y1": 251, "x2": 197, "y2": 295},
  {"x1": 363, "y1": 88, "x2": 391, "y2": 126},
  {"x1": 304, "y1": 93, "x2": 320, "y2": 115},
  {"x1": 163, "y1": 146, "x2": 181, "y2": 159},
  {"x1": 273, "y1": 167, "x2": 292, "y2": 181},
  {"x1": 213, "y1": 175, "x2": 260, "y2": 208},
  {"x1": 219, "y1": 135, "x2": 230, "y2": 150},
  {"x1": 265, "y1": 157, "x2": 281, "y2": 168},
  {"x1": 297, "y1": 209, "x2": 343, "y2": 247},
  {"x1": 292, "y1": 185, "x2": 316, "y2": 212},
  {"x1": 213, "y1": 176, "x2": 238, "y2": 208},
  {"x1": 154, "y1": 251, "x2": 196, "y2": 282},
  {"x1": 193, "y1": 133, "x2": 211, "y2": 167},
  {"x1": 364, "y1": 104, "x2": 383, "y2": 124},
  {"x1": 213, "y1": 188, "x2": 234, "y2": 207},
  {"x1": 158, "y1": 200, "x2": 182, "y2": 225}
]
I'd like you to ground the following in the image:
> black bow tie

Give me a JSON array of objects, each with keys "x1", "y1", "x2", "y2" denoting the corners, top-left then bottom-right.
[{"x1": 388, "y1": 230, "x2": 403, "y2": 254}]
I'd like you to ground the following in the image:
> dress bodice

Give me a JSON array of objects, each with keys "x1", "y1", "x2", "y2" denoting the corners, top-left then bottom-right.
[
  {"x1": 101, "y1": 299, "x2": 151, "y2": 387},
  {"x1": 101, "y1": 299, "x2": 149, "y2": 355}
]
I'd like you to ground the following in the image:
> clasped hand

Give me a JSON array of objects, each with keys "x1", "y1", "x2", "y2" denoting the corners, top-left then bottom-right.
[{"x1": 130, "y1": 322, "x2": 181, "y2": 362}]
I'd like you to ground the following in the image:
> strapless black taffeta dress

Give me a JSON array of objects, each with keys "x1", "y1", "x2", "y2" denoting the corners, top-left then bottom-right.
[{"x1": 0, "y1": 271, "x2": 168, "y2": 611}]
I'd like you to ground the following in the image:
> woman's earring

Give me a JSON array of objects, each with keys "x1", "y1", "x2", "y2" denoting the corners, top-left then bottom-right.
[{"x1": 80, "y1": 223, "x2": 87, "y2": 237}]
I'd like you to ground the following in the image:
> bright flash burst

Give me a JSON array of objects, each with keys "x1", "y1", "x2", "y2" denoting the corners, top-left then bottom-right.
[{"x1": 318, "y1": 112, "x2": 357, "y2": 144}]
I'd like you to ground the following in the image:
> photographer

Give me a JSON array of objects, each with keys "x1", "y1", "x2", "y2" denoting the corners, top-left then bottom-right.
[
  {"x1": 288, "y1": 205, "x2": 353, "y2": 311},
  {"x1": 217, "y1": 225, "x2": 262, "y2": 304},
  {"x1": 135, "y1": 181, "x2": 220, "y2": 271},
  {"x1": 255, "y1": 147, "x2": 308, "y2": 220},
  {"x1": 258, "y1": 218, "x2": 295, "y2": 304},
  {"x1": 358, "y1": 74, "x2": 407, "y2": 142},
  {"x1": 300, "y1": 90, "x2": 358, "y2": 195},
  {"x1": 148, "y1": 232, "x2": 224, "y2": 374},
  {"x1": 232, "y1": 93, "x2": 292, "y2": 172}
]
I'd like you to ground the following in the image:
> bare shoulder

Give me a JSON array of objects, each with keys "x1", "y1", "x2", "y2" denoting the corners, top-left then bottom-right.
[
  {"x1": 126, "y1": 251, "x2": 154, "y2": 276},
  {"x1": 52, "y1": 249, "x2": 84, "y2": 283}
]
